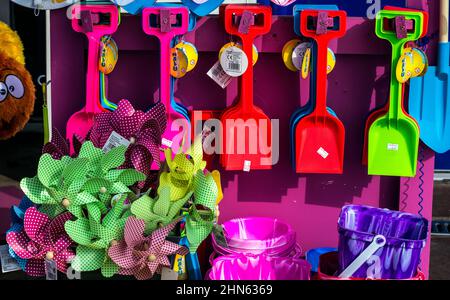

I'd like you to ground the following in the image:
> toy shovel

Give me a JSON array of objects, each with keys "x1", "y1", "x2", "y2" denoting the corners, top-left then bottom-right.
[
  {"x1": 295, "y1": 10, "x2": 347, "y2": 174},
  {"x1": 362, "y1": 6, "x2": 428, "y2": 165},
  {"x1": 220, "y1": 5, "x2": 273, "y2": 171},
  {"x1": 409, "y1": 0, "x2": 450, "y2": 154},
  {"x1": 368, "y1": 10, "x2": 424, "y2": 177},
  {"x1": 66, "y1": 4, "x2": 119, "y2": 154},
  {"x1": 142, "y1": 7, "x2": 191, "y2": 157}
]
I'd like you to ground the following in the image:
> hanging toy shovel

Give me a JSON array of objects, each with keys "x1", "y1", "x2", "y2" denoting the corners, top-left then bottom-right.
[
  {"x1": 66, "y1": 4, "x2": 119, "y2": 154},
  {"x1": 362, "y1": 6, "x2": 428, "y2": 165},
  {"x1": 142, "y1": 7, "x2": 191, "y2": 158},
  {"x1": 409, "y1": 0, "x2": 450, "y2": 154},
  {"x1": 295, "y1": 10, "x2": 347, "y2": 174},
  {"x1": 220, "y1": 5, "x2": 273, "y2": 171},
  {"x1": 368, "y1": 10, "x2": 424, "y2": 177}
]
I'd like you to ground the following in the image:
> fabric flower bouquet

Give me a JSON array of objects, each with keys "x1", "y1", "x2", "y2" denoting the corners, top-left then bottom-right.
[{"x1": 6, "y1": 100, "x2": 223, "y2": 280}]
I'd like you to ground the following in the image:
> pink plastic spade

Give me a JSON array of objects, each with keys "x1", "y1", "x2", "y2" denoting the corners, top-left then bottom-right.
[
  {"x1": 142, "y1": 7, "x2": 191, "y2": 158},
  {"x1": 66, "y1": 4, "x2": 119, "y2": 154}
]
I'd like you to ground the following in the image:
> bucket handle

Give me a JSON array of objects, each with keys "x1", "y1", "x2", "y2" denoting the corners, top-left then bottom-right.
[{"x1": 338, "y1": 235, "x2": 386, "y2": 278}]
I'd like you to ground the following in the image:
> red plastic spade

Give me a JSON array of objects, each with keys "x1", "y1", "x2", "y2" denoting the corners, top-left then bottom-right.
[
  {"x1": 295, "y1": 10, "x2": 347, "y2": 174},
  {"x1": 220, "y1": 5, "x2": 273, "y2": 171}
]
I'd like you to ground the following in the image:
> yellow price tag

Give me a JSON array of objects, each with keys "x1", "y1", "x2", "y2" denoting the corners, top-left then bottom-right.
[{"x1": 170, "y1": 47, "x2": 189, "y2": 79}]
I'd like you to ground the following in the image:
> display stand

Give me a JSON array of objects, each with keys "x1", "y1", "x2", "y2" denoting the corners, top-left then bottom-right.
[{"x1": 47, "y1": 0, "x2": 435, "y2": 278}]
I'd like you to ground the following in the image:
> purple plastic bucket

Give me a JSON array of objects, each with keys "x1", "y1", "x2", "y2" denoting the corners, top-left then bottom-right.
[
  {"x1": 337, "y1": 205, "x2": 428, "y2": 279},
  {"x1": 207, "y1": 253, "x2": 311, "y2": 280},
  {"x1": 211, "y1": 217, "x2": 299, "y2": 258}
]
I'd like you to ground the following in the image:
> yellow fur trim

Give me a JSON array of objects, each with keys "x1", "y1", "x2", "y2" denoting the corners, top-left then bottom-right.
[{"x1": 0, "y1": 21, "x2": 25, "y2": 65}]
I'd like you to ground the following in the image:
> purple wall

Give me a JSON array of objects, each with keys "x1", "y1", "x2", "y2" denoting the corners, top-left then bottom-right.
[{"x1": 50, "y1": 0, "x2": 435, "y2": 277}]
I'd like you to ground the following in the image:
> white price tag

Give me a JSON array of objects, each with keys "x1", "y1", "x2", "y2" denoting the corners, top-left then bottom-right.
[
  {"x1": 219, "y1": 46, "x2": 248, "y2": 77},
  {"x1": 45, "y1": 258, "x2": 58, "y2": 280},
  {"x1": 162, "y1": 138, "x2": 173, "y2": 148},
  {"x1": 102, "y1": 131, "x2": 131, "y2": 153},
  {"x1": 0, "y1": 245, "x2": 21, "y2": 273},
  {"x1": 387, "y1": 143, "x2": 399, "y2": 151},
  {"x1": 161, "y1": 267, "x2": 179, "y2": 280},
  {"x1": 317, "y1": 147, "x2": 329, "y2": 159},
  {"x1": 292, "y1": 42, "x2": 311, "y2": 71},
  {"x1": 207, "y1": 61, "x2": 233, "y2": 89},
  {"x1": 243, "y1": 160, "x2": 251, "y2": 172}
]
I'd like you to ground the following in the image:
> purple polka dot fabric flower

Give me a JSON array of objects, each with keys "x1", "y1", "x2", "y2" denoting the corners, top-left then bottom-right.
[
  {"x1": 108, "y1": 216, "x2": 188, "y2": 280},
  {"x1": 6, "y1": 207, "x2": 75, "y2": 277},
  {"x1": 89, "y1": 100, "x2": 167, "y2": 190}
]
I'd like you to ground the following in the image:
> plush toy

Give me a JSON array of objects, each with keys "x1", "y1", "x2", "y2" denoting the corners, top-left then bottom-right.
[{"x1": 0, "y1": 21, "x2": 35, "y2": 140}]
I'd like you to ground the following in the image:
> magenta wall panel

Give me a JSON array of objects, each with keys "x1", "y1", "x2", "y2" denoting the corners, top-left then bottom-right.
[{"x1": 50, "y1": 0, "x2": 435, "y2": 277}]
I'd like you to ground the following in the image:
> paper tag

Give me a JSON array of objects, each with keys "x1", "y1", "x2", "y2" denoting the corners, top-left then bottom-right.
[
  {"x1": 102, "y1": 131, "x2": 131, "y2": 153},
  {"x1": 172, "y1": 254, "x2": 187, "y2": 280},
  {"x1": 162, "y1": 267, "x2": 179, "y2": 280},
  {"x1": 317, "y1": 147, "x2": 329, "y2": 159},
  {"x1": 220, "y1": 46, "x2": 248, "y2": 77},
  {"x1": 170, "y1": 47, "x2": 188, "y2": 79},
  {"x1": 0, "y1": 245, "x2": 21, "y2": 273},
  {"x1": 243, "y1": 160, "x2": 251, "y2": 172},
  {"x1": 207, "y1": 61, "x2": 233, "y2": 89},
  {"x1": 395, "y1": 16, "x2": 407, "y2": 39},
  {"x1": 162, "y1": 138, "x2": 173, "y2": 148},
  {"x1": 160, "y1": 9, "x2": 172, "y2": 33},
  {"x1": 99, "y1": 36, "x2": 118, "y2": 75},
  {"x1": 238, "y1": 11, "x2": 254, "y2": 34},
  {"x1": 387, "y1": 143, "x2": 399, "y2": 151},
  {"x1": 212, "y1": 224, "x2": 228, "y2": 248},
  {"x1": 45, "y1": 258, "x2": 58, "y2": 280},
  {"x1": 301, "y1": 47, "x2": 312, "y2": 79},
  {"x1": 292, "y1": 42, "x2": 311, "y2": 71},
  {"x1": 327, "y1": 48, "x2": 336, "y2": 74},
  {"x1": 317, "y1": 11, "x2": 332, "y2": 35},
  {"x1": 219, "y1": 42, "x2": 258, "y2": 66}
]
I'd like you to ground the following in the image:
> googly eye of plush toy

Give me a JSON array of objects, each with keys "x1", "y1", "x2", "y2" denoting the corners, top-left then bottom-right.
[
  {"x1": 5, "y1": 74, "x2": 25, "y2": 99},
  {"x1": 0, "y1": 82, "x2": 7, "y2": 102}
]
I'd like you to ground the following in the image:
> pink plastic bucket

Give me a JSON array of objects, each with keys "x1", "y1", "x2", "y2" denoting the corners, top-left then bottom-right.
[
  {"x1": 212, "y1": 217, "x2": 299, "y2": 258},
  {"x1": 207, "y1": 253, "x2": 311, "y2": 280}
]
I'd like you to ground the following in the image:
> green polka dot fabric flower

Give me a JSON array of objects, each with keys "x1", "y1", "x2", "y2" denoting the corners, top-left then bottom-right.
[
  {"x1": 184, "y1": 170, "x2": 218, "y2": 253},
  {"x1": 131, "y1": 186, "x2": 193, "y2": 235},
  {"x1": 158, "y1": 137, "x2": 206, "y2": 202},
  {"x1": 20, "y1": 141, "x2": 145, "y2": 221},
  {"x1": 64, "y1": 194, "x2": 130, "y2": 277}
]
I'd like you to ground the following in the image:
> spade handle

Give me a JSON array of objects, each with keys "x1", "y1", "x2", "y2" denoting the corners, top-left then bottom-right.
[{"x1": 440, "y1": 0, "x2": 449, "y2": 43}]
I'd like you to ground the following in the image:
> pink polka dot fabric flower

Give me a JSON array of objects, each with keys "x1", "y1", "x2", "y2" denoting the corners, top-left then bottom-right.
[
  {"x1": 89, "y1": 100, "x2": 167, "y2": 191},
  {"x1": 6, "y1": 207, "x2": 75, "y2": 277},
  {"x1": 108, "y1": 216, "x2": 188, "y2": 280},
  {"x1": 43, "y1": 127, "x2": 82, "y2": 159}
]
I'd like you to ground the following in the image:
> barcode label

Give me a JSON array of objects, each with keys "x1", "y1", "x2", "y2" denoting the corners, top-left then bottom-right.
[
  {"x1": 45, "y1": 258, "x2": 58, "y2": 280},
  {"x1": 102, "y1": 131, "x2": 131, "y2": 153},
  {"x1": 317, "y1": 147, "x2": 329, "y2": 159},
  {"x1": 207, "y1": 61, "x2": 233, "y2": 89},
  {"x1": 387, "y1": 143, "x2": 399, "y2": 151},
  {"x1": 228, "y1": 62, "x2": 241, "y2": 71},
  {"x1": 0, "y1": 245, "x2": 21, "y2": 273}
]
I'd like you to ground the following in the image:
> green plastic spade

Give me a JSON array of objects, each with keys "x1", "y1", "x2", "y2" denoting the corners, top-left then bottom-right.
[{"x1": 368, "y1": 10, "x2": 424, "y2": 177}]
